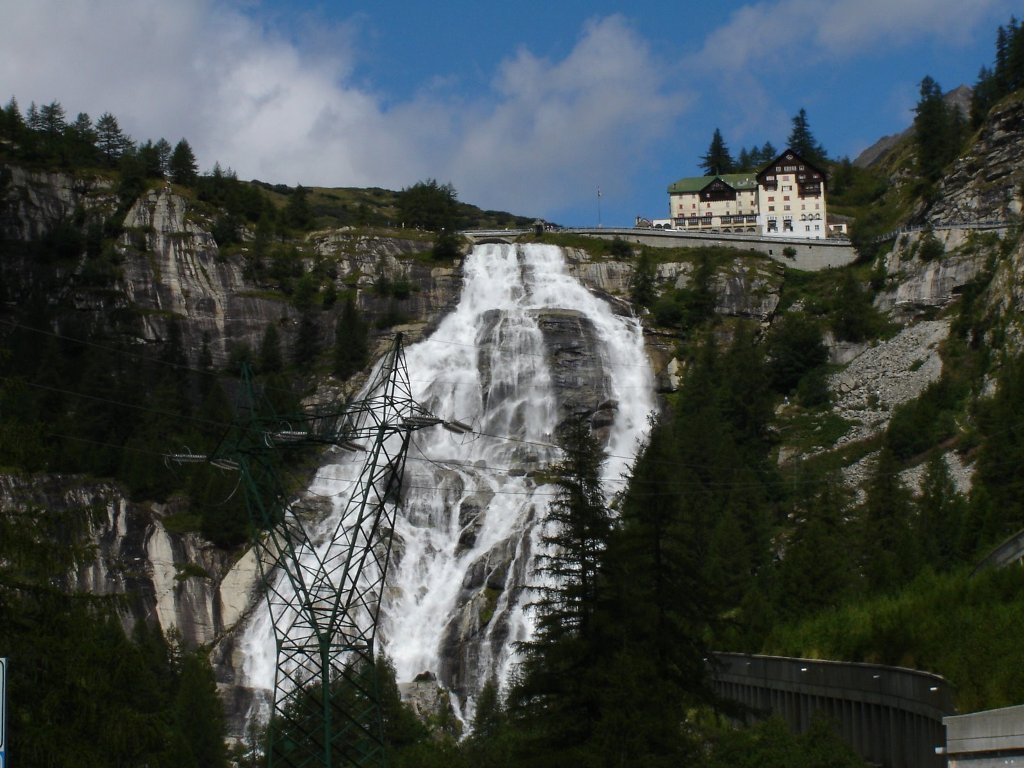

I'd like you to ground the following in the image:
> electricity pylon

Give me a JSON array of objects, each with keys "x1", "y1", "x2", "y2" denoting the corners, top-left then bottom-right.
[{"x1": 178, "y1": 334, "x2": 440, "y2": 767}]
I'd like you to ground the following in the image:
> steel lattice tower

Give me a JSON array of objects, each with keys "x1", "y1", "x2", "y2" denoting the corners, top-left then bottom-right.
[{"x1": 202, "y1": 334, "x2": 439, "y2": 767}]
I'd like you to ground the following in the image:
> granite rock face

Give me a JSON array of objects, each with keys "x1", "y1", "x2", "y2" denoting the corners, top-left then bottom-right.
[
  {"x1": 925, "y1": 92, "x2": 1024, "y2": 226},
  {"x1": 0, "y1": 473, "x2": 261, "y2": 647},
  {"x1": 876, "y1": 230, "x2": 989, "y2": 314},
  {"x1": 0, "y1": 166, "x2": 461, "y2": 370}
]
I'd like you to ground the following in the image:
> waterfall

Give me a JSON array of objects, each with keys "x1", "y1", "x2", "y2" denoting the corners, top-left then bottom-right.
[{"x1": 240, "y1": 242, "x2": 655, "y2": 723}]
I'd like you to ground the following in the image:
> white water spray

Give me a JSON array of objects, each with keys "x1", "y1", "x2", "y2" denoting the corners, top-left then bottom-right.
[{"x1": 240, "y1": 242, "x2": 655, "y2": 720}]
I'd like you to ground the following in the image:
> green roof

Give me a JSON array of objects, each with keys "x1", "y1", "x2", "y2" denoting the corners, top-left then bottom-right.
[{"x1": 667, "y1": 173, "x2": 759, "y2": 194}]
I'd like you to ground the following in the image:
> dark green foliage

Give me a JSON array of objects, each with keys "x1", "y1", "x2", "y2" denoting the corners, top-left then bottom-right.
[
  {"x1": 95, "y1": 111, "x2": 131, "y2": 163},
  {"x1": 258, "y1": 323, "x2": 284, "y2": 373},
  {"x1": 334, "y1": 296, "x2": 370, "y2": 379},
  {"x1": 775, "y1": 471, "x2": 855, "y2": 621},
  {"x1": 914, "y1": 76, "x2": 967, "y2": 182},
  {"x1": 765, "y1": 313, "x2": 829, "y2": 395},
  {"x1": 970, "y1": 356, "x2": 1024, "y2": 543},
  {"x1": 766, "y1": 566, "x2": 1024, "y2": 712},
  {"x1": 700, "y1": 127, "x2": 736, "y2": 175},
  {"x1": 607, "y1": 236, "x2": 632, "y2": 258},
  {"x1": 433, "y1": 228, "x2": 463, "y2": 260},
  {"x1": 629, "y1": 248, "x2": 656, "y2": 307},
  {"x1": 397, "y1": 178, "x2": 459, "y2": 232},
  {"x1": 885, "y1": 375, "x2": 965, "y2": 460},
  {"x1": 735, "y1": 141, "x2": 777, "y2": 172},
  {"x1": 293, "y1": 314, "x2": 321, "y2": 369},
  {"x1": 268, "y1": 656, "x2": 449, "y2": 767},
  {"x1": 786, "y1": 109, "x2": 827, "y2": 165},
  {"x1": 831, "y1": 270, "x2": 880, "y2": 342},
  {"x1": 284, "y1": 184, "x2": 315, "y2": 230},
  {"x1": 857, "y1": 447, "x2": 920, "y2": 594},
  {"x1": 827, "y1": 158, "x2": 887, "y2": 208},
  {"x1": 971, "y1": 17, "x2": 1024, "y2": 125},
  {"x1": 0, "y1": 503, "x2": 228, "y2": 767},
  {"x1": 169, "y1": 138, "x2": 199, "y2": 185},
  {"x1": 918, "y1": 231, "x2": 945, "y2": 262},
  {"x1": 706, "y1": 715, "x2": 867, "y2": 768},
  {"x1": 652, "y1": 252, "x2": 718, "y2": 329},
  {"x1": 916, "y1": 453, "x2": 969, "y2": 568}
]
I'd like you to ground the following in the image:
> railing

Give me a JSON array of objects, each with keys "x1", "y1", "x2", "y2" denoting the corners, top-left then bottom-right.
[
  {"x1": 712, "y1": 652, "x2": 956, "y2": 768},
  {"x1": 873, "y1": 220, "x2": 1013, "y2": 243}
]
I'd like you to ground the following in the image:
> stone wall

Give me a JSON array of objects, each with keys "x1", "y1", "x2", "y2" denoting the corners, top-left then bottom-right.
[{"x1": 568, "y1": 227, "x2": 858, "y2": 271}]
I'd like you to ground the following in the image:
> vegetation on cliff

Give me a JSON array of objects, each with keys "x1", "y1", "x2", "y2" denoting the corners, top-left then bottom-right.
[{"x1": 1, "y1": 12, "x2": 1024, "y2": 766}]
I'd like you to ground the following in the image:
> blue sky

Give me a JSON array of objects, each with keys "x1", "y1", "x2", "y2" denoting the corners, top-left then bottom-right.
[{"x1": 0, "y1": 0, "x2": 1018, "y2": 226}]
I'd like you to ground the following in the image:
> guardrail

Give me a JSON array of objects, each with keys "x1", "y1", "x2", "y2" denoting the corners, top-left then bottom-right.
[
  {"x1": 712, "y1": 652, "x2": 956, "y2": 768},
  {"x1": 873, "y1": 220, "x2": 1013, "y2": 243}
]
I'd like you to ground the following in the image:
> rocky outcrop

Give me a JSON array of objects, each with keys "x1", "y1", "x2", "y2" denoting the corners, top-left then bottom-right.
[
  {"x1": 925, "y1": 91, "x2": 1024, "y2": 226},
  {"x1": 830, "y1": 320, "x2": 949, "y2": 446},
  {"x1": 0, "y1": 473, "x2": 261, "y2": 647},
  {"x1": 532, "y1": 309, "x2": 613, "y2": 427},
  {"x1": 877, "y1": 230, "x2": 989, "y2": 313},
  {"x1": 0, "y1": 166, "x2": 463, "y2": 371}
]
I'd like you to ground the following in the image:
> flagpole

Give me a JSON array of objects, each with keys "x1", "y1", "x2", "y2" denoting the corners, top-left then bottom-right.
[{"x1": 597, "y1": 186, "x2": 602, "y2": 228}]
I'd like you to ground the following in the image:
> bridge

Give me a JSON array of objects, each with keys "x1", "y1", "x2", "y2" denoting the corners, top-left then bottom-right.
[{"x1": 712, "y1": 653, "x2": 956, "y2": 768}]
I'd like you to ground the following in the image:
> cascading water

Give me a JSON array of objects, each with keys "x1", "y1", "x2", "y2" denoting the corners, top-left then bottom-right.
[{"x1": 240, "y1": 242, "x2": 656, "y2": 724}]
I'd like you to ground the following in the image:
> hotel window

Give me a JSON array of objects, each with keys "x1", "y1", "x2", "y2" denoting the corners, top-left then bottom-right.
[
  {"x1": 768, "y1": 205, "x2": 775, "y2": 212},
  {"x1": 784, "y1": 205, "x2": 791, "y2": 211},
  {"x1": 783, "y1": 196, "x2": 790, "y2": 201}
]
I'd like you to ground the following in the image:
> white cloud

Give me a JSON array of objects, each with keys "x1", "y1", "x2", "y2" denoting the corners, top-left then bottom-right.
[
  {"x1": 0, "y1": 3, "x2": 684, "y2": 217},
  {"x1": 692, "y1": 0, "x2": 1014, "y2": 73}
]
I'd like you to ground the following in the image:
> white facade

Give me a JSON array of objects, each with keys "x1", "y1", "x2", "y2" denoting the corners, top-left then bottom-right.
[
  {"x1": 756, "y1": 150, "x2": 828, "y2": 239},
  {"x1": 662, "y1": 149, "x2": 829, "y2": 240}
]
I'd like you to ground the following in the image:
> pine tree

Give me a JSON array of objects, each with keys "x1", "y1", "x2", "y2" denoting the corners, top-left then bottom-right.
[
  {"x1": 787, "y1": 108, "x2": 827, "y2": 164},
  {"x1": 699, "y1": 127, "x2": 735, "y2": 175},
  {"x1": 914, "y1": 76, "x2": 966, "y2": 181},
  {"x1": 629, "y1": 248, "x2": 656, "y2": 307},
  {"x1": 509, "y1": 417, "x2": 611, "y2": 763},
  {"x1": 258, "y1": 323, "x2": 283, "y2": 374},
  {"x1": 334, "y1": 296, "x2": 369, "y2": 379},
  {"x1": 916, "y1": 453, "x2": 968, "y2": 567},
  {"x1": 595, "y1": 418, "x2": 717, "y2": 766},
  {"x1": 169, "y1": 138, "x2": 199, "y2": 185},
  {"x1": 95, "y1": 112, "x2": 129, "y2": 164},
  {"x1": 858, "y1": 447, "x2": 919, "y2": 594}
]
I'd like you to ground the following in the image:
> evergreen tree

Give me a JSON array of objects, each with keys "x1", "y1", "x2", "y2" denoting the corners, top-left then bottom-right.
[
  {"x1": 832, "y1": 270, "x2": 877, "y2": 342},
  {"x1": 509, "y1": 418, "x2": 611, "y2": 763},
  {"x1": 169, "y1": 138, "x2": 199, "y2": 185},
  {"x1": 858, "y1": 447, "x2": 919, "y2": 594},
  {"x1": 916, "y1": 453, "x2": 968, "y2": 568},
  {"x1": 95, "y1": 111, "x2": 129, "y2": 164},
  {"x1": 39, "y1": 100, "x2": 66, "y2": 136},
  {"x1": 765, "y1": 313, "x2": 828, "y2": 394},
  {"x1": 154, "y1": 137, "x2": 173, "y2": 177},
  {"x1": 776, "y1": 470, "x2": 855, "y2": 620},
  {"x1": 334, "y1": 296, "x2": 370, "y2": 379},
  {"x1": 174, "y1": 651, "x2": 230, "y2": 767},
  {"x1": 397, "y1": 179, "x2": 459, "y2": 232},
  {"x1": 258, "y1": 323, "x2": 284, "y2": 374},
  {"x1": 786, "y1": 108, "x2": 827, "y2": 164},
  {"x1": 25, "y1": 100, "x2": 42, "y2": 131},
  {"x1": 914, "y1": 76, "x2": 966, "y2": 182},
  {"x1": 0, "y1": 96, "x2": 25, "y2": 139},
  {"x1": 629, "y1": 248, "x2": 657, "y2": 307},
  {"x1": 284, "y1": 184, "x2": 315, "y2": 230},
  {"x1": 699, "y1": 127, "x2": 735, "y2": 175},
  {"x1": 596, "y1": 416, "x2": 719, "y2": 765}
]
